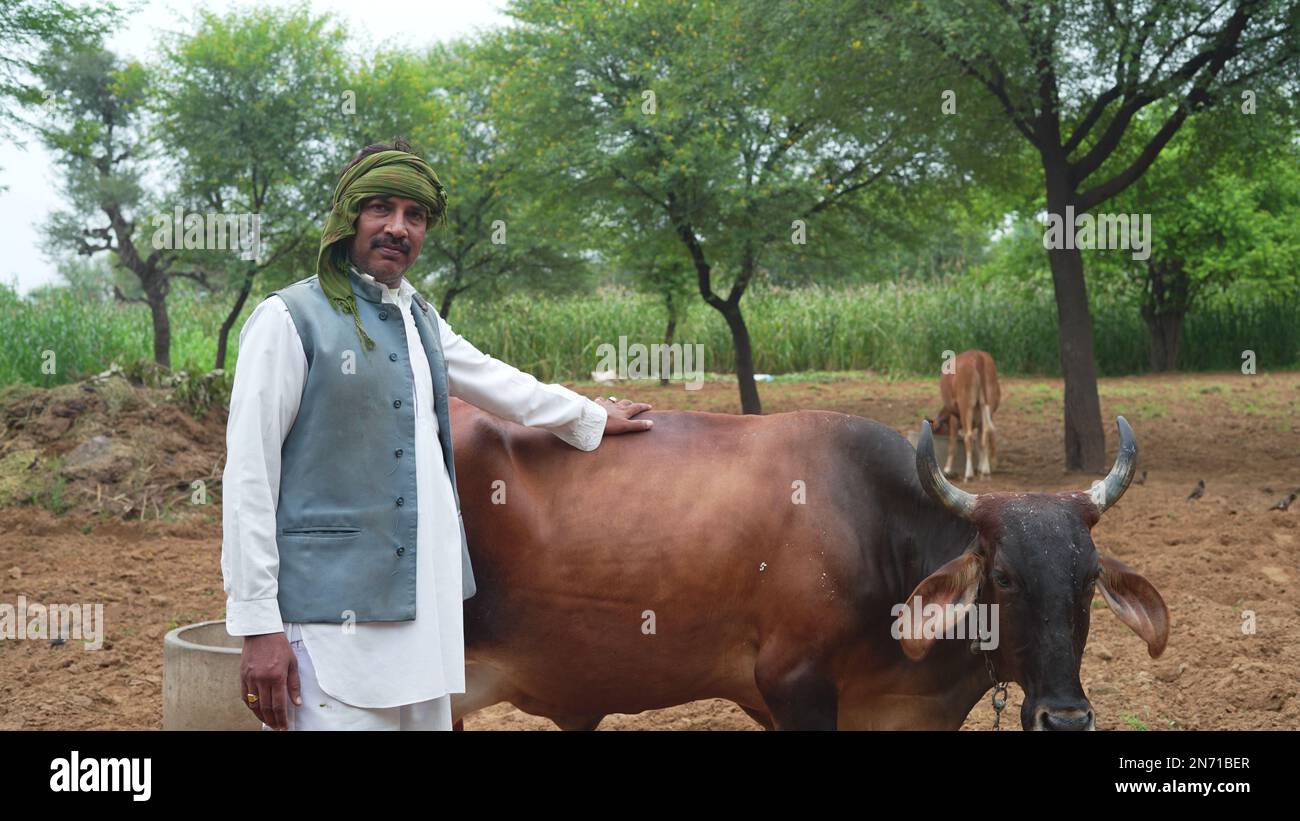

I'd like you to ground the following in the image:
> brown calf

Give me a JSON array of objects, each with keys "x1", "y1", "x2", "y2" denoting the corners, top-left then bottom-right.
[{"x1": 933, "y1": 350, "x2": 1000, "y2": 481}]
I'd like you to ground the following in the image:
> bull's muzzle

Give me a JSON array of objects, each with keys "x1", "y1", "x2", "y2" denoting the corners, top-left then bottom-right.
[{"x1": 1031, "y1": 703, "x2": 1096, "y2": 731}]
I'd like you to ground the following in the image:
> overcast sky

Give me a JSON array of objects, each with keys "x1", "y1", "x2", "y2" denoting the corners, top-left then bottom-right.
[{"x1": 0, "y1": 0, "x2": 512, "y2": 295}]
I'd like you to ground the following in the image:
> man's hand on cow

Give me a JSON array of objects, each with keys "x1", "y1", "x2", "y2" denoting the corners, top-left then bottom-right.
[
  {"x1": 240, "y1": 632, "x2": 302, "y2": 730},
  {"x1": 595, "y1": 396, "x2": 654, "y2": 435}
]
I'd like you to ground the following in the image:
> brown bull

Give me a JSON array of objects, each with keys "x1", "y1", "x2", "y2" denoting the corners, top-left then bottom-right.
[{"x1": 449, "y1": 399, "x2": 1167, "y2": 730}]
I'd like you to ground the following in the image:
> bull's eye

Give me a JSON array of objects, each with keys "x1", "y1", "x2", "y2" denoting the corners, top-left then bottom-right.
[{"x1": 992, "y1": 570, "x2": 1013, "y2": 589}]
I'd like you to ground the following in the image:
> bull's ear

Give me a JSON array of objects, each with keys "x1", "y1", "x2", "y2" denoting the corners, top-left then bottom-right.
[
  {"x1": 899, "y1": 551, "x2": 982, "y2": 661},
  {"x1": 1098, "y1": 554, "x2": 1170, "y2": 658}
]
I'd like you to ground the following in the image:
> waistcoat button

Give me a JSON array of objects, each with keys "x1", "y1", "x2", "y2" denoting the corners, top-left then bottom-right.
[
  {"x1": 395, "y1": 546, "x2": 405, "y2": 556},
  {"x1": 378, "y1": 310, "x2": 388, "y2": 320},
  {"x1": 393, "y1": 399, "x2": 402, "y2": 408},
  {"x1": 394, "y1": 448, "x2": 403, "y2": 457},
  {"x1": 396, "y1": 497, "x2": 404, "y2": 506},
  {"x1": 389, "y1": 352, "x2": 398, "y2": 361}
]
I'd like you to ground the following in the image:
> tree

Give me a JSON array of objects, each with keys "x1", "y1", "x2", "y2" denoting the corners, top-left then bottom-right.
[
  {"x1": 595, "y1": 200, "x2": 697, "y2": 385},
  {"x1": 40, "y1": 253, "x2": 114, "y2": 303},
  {"x1": 35, "y1": 42, "x2": 199, "y2": 367},
  {"x1": 1098, "y1": 108, "x2": 1300, "y2": 370},
  {"x1": 896, "y1": 0, "x2": 1300, "y2": 470},
  {"x1": 153, "y1": 6, "x2": 351, "y2": 369},
  {"x1": 497, "y1": 0, "x2": 950, "y2": 413},
  {"x1": 343, "y1": 36, "x2": 593, "y2": 321},
  {"x1": 0, "y1": 0, "x2": 114, "y2": 141}
]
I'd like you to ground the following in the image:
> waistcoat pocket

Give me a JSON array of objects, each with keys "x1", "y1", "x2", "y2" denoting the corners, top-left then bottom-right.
[{"x1": 280, "y1": 526, "x2": 362, "y2": 537}]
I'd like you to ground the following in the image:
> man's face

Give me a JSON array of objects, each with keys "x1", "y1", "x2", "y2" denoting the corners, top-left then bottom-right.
[{"x1": 348, "y1": 194, "x2": 428, "y2": 282}]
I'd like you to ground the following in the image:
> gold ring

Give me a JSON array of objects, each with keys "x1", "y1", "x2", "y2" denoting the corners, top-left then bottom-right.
[{"x1": 246, "y1": 693, "x2": 259, "y2": 704}]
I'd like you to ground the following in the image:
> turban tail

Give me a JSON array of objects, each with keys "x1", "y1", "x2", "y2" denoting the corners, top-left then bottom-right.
[{"x1": 315, "y1": 149, "x2": 448, "y2": 350}]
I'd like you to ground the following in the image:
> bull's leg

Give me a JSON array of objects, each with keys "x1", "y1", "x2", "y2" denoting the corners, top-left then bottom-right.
[
  {"x1": 452, "y1": 661, "x2": 514, "y2": 727},
  {"x1": 978, "y1": 404, "x2": 995, "y2": 476},
  {"x1": 739, "y1": 705, "x2": 775, "y2": 730},
  {"x1": 550, "y1": 714, "x2": 606, "y2": 731},
  {"x1": 755, "y1": 653, "x2": 838, "y2": 730}
]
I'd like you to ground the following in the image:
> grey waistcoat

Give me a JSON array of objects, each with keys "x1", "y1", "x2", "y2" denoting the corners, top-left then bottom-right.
[{"x1": 269, "y1": 267, "x2": 476, "y2": 624}]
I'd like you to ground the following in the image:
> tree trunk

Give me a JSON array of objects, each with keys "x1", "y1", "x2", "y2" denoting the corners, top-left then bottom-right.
[
  {"x1": 669, "y1": 206, "x2": 762, "y2": 414},
  {"x1": 440, "y1": 265, "x2": 466, "y2": 320},
  {"x1": 1043, "y1": 157, "x2": 1106, "y2": 472},
  {"x1": 146, "y1": 288, "x2": 172, "y2": 370},
  {"x1": 1140, "y1": 259, "x2": 1188, "y2": 373},
  {"x1": 712, "y1": 300, "x2": 761, "y2": 414},
  {"x1": 215, "y1": 272, "x2": 255, "y2": 371},
  {"x1": 661, "y1": 290, "x2": 677, "y2": 387},
  {"x1": 440, "y1": 285, "x2": 467, "y2": 321},
  {"x1": 1140, "y1": 305, "x2": 1184, "y2": 372}
]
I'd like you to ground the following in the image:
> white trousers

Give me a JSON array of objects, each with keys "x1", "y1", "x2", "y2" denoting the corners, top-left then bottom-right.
[{"x1": 261, "y1": 634, "x2": 454, "y2": 731}]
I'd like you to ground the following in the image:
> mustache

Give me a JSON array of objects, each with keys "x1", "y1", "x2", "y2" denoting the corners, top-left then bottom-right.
[{"x1": 371, "y1": 236, "x2": 410, "y2": 253}]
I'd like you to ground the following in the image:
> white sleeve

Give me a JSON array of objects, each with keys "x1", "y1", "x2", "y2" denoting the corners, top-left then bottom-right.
[
  {"x1": 220, "y1": 295, "x2": 307, "y2": 636},
  {"x1": 436, "y1": 308, "x2": 606, "y2": 451}
]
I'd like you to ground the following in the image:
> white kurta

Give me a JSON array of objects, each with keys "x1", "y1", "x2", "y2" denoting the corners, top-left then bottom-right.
[{"x1": 221, "y1": 270, "x2": 607, "y2": 708}]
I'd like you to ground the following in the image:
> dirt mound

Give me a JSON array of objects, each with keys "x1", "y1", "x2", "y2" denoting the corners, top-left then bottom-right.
[{"x1": 0, "y1": 370, "x2": 227, "y2": 527}]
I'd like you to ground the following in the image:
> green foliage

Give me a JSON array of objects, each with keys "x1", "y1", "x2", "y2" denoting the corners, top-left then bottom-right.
[
  {"x1": 36, "y1": 456, "x2": 70, "y2": 514},
  {"x1": 5, "y1": 1, "x2": 1299, "y2": 406},
  {"x1": 342, "y1": 37, "x2": 597, "y2": 313},
  {"x1": 497, "y1": 0, "x2": 971, "y2": 302},
  {"x1": 0, "y1": 0, "x2": 117, "y2": 137},
  {"x1": 0, "y1": 279, "x2": 244, "y2": 385},
  {"x1": 1121, "y1": 713, "x2": 1150, "y2": 731},
  {"x1": 98, "y1": 359, "x2": 231, "y2": 418},
  {"x1": 0, "y1": 449, "x2": 70, "y2": 514},
  {"x1": 1, "y1": 277, "x2": 1296, "y2": 389},
  {"x1": 152, "y1": 4, "x2": 350, "y2": 285},
  {"x1": 436, "y1": 279, "x2": 1300, "y2": 380},
  {"x1": 165, "y1": 366, "x2": 232, "y2": 419}
]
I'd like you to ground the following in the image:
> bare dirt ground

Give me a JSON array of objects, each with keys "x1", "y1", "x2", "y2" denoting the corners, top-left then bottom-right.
[{"x1": 1, "y1": 370, "x2": 1296, "y2": 730}]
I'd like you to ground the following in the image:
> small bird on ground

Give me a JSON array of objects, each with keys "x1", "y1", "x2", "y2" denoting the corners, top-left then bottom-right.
[
  {"x1": 1187, "y1": 480, "x2": 1205, "y2": 502},
  {"x1": 1271, "y1": 493, "x2": 1296, "y2": 511}
]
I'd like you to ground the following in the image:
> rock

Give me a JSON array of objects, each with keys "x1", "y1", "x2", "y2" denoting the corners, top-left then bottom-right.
[
  {"x1": 7, "y1": 567, "x2": 19, "y2": 580},
  {"x1": 1092, "y1": 644, "x2": 1113, "y2": 660},
  {"x1": 1154, "y1": 663, "x2": 1185, "y2": 683},
  {"x1": 60, "y1": 434, "x2": 135, "y2": 483}
]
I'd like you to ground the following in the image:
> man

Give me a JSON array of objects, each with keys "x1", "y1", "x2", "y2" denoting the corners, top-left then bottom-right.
[{"x1": 220, "y1": 139, "x2": 654, "y2": 731}]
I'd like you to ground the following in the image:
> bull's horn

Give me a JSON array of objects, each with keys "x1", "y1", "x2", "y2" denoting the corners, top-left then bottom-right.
[
  {"x1": 1087, "y1": 416, "x2": 1138, "y2": 513},
  {"x1": 915, "y1": 419, "x2": 977, "y2": 519}
]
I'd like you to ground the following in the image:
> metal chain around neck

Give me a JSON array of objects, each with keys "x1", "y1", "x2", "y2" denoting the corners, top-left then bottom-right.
[{"x1": 970, "y1": 574, "x2": 1010, "y2": 731}]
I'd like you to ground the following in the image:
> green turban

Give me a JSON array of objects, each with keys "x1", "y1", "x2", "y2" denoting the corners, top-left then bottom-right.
[{"x1": 316, "y1": 149, "x2": 448, "y2": 350}]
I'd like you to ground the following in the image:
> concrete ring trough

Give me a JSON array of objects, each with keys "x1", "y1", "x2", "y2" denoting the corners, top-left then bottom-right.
[{"x1": 163, "y1": 620, "x2": 261, "y2": 730}]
